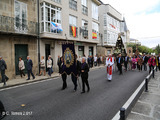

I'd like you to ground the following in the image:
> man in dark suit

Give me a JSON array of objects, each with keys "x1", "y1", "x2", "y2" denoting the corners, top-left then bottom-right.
[
  {"x1": 26, "y1": 56, "x2": 35, "y2": 80},
  {"x1": 142, "y1": 53, "x2": 148, "y2": 71},
  {"x1": 117, "y1": 54, "x2": 124, "y2": 75},
  {"x1": 124, "y1": 54, "x2": 129, "y2": 71},
  {"x1": 71, "y1": 54, "x2": 81, "y2": 91},
  {"x1": 80, "y1": 57, "x2": 90, "y2": 94},
  {"x1": 60, "y1": 57, "x2": 67, "y2": 90},
  {"x1": 157, "y1": 53, "x2": 160, "y2": 71},
  {"x1": 0, "y1": 56, "x2": 9, "y2": 86}
]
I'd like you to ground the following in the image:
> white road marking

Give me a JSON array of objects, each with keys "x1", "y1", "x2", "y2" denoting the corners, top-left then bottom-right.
[{"x1": 0, "y1": 76, "x2": 60, "y2": 92}]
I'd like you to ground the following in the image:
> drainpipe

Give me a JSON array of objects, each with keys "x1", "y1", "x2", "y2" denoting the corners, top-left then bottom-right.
[{"x1": 37, "y1": 0, "x2": 40, "y2": 74}]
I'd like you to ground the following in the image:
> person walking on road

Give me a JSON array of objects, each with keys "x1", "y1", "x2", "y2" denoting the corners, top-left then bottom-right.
[
  {"x1": 57, "y1": 55, "x2": 61, "y2": 74},
  {"x1": 39, "y1": 56, "x2": 45, "y2": 76},
  {"x1": 18, "y1": 57, "x2": 25, "y2": 78},
  {"x1": 138, "y1": 56, "x2": 143, "y2": 72},
  {"x1": 71, "y1": 55, "x2": 81, "y2": 91},
  {"x1": 80, "y1": 57, "x2": 90, "y2": 94},
  {"x1": 157, "y1": 53, "x2": 160, "y2": 71},
  {"x1": 117, "y1": 54, "x2": 124, "y2": 75},
  {"x1": 47, "y1": 56, "x2": 52, "y2": 78},
  {"x1": 142, "y1": 53, "x2": 148, "y2": 71},
  {"x1": 60, "y1": 57, "x2": 67, "y2": 90},
  {"x1": 132, "y1": 56, "x2": 137, "y2": 70},
  {"x1": 106, "y1": 54, "x2": 114, "y2": 81},
  {"x1": 26, "y1": 56, "x2": 35, "y2": 80},
  {"x1": 148, "y1": 55, "x2": 156, "y2": 74},
  {"x1": 94, "y1": 55, "x2": 97, "y2": 66},
  {"x1": 0, "y1": 56, "x2": 9, "y2": 86},
  {"x1": 124, "y1": 54, "x2": 129, "y2": 71}
]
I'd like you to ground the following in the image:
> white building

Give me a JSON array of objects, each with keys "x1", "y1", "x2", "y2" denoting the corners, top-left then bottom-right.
[
  {"x1": 98, "y1": 4, "x2": 130, "y2": 56},
  {"x1": 39, "y1": 0, "x2": 102, "y2": 71}
]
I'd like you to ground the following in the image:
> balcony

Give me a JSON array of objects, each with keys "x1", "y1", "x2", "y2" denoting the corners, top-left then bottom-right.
[
  {"x1": 82, "y1": 5, "x2": 88, "y2": 16},
  {"x1": 82, "y1": 29, "x2": 88, "y2": 39},
  {"x1": 69, "y1": 0, "x2": 77, "y2": 11},
  {"x1": 0, "y1": 15, "x2": 38, "y2": 36}
]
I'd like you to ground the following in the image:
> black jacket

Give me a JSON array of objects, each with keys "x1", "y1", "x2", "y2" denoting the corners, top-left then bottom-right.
[
  {"x1": 116, "y1": 57, "x2": 124, "y2": 65},
  {"x1": 0, "y1": 59, "x2": 7, "y2": 71},
  {"x1": 143, "y1": 56, "x2": 148, "y2": 63},
  {"x1": 80, "y1": 62, "x2": 89, "y2": 78},
  {"x1": 76, "y1": 60, "x2": 81, "y2": 76},
  {"x1": 124, "y1": 56, "x2": 129, "y2": 63},
  {"x1": 157, "y1": 56, "x2": 160, "y2": 65}
]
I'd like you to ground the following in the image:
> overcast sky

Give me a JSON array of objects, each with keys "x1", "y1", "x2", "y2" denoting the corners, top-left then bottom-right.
[{"x1": 101, "y1": 0, "x2": 160, "y2": 48}]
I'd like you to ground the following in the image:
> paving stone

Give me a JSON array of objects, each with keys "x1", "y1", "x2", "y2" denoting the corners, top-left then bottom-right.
[{"x1": 127, "y1": 112, "x2": 155, "y2": 120}]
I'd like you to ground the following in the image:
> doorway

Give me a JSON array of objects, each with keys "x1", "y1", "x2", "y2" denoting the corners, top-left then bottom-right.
[
  {"x1": 45, "y1": 44, "x2": 50, "y2": 71},
  {"x1": 15, "y1": 44, "x2": 28, "y2": 75}
]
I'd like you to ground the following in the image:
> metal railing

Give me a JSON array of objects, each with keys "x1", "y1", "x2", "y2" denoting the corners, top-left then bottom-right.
[
  {"x1": 82, "y1": 5, "x2": 88, "y2": 16},
  {"x1": 0, "y1": 15, "x2": 38, "y2": 36}
]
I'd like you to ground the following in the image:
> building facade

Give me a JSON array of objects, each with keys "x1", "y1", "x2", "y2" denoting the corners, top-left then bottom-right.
[
  {"x1": 39, "y1": 0, "x2": 101, "y2": 71},
  {"x1": 98, "y1": 4, "x2": 129, "y2": 56},
  {"x1": 0, "y1": 0, "x2": 38, "y2": 79}
]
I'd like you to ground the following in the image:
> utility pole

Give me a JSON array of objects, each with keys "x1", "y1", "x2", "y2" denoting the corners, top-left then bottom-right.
[{"x1": 37, "y1": 0, "x2": 40, "y2": 74}]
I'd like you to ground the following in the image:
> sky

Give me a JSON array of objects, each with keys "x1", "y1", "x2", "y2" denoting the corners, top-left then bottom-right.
[{"x1": 101, "y1": 0, "x2": 160, "y2": 48}]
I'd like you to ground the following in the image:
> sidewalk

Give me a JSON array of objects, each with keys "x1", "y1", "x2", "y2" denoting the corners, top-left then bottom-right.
[
  {"x1": 127, "y1": 71, "x2": 160, "y2": 120},
  {"x1": 0, "y1": 65, "x2": 105, "y2": 89}
]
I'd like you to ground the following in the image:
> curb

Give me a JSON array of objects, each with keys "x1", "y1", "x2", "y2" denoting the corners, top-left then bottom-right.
[{"x1": 0, "y1": 66, "x2": 105, "y2": 90}]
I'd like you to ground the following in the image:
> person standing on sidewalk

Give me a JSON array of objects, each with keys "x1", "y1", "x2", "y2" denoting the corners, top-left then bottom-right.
[
  {"x1": 47, "y1": 56, "x2": 52, "y2": 78},
  {"x1": 18, "y1": 57, "x2": 25, "y2": 78},
  {"x1": 26, "y1": 56, "x2": 35, "y2": 80},
  {"x1": 0, "y1": 56, "x2": 9, "y2": 86},
  {"x1": 39, "y1": 56, "x2": 45, "y2": 76},
  {"x1": 148, "y1": 55, "x2": 156, "y2": 74},
  {"x1": 80, "y1": 57, "x2": 90, "y2": 94}
]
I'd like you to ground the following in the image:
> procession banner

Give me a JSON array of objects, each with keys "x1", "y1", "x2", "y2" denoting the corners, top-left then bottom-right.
[{"x1": 62, "y1": 43, "x2": 77, "y2": 75}]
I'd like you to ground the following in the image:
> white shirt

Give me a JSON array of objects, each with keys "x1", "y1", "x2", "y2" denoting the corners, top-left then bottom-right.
[{"x1": 94, "y1": 56, "x2": 97, "y2": 62}]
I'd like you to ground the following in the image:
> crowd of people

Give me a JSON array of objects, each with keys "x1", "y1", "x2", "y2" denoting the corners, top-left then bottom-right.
[{"x1": 0, "y1": 53, "x2": 160, "y2": 93}]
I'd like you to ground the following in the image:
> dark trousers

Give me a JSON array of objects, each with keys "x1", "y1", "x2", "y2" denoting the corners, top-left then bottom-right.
[
  {"x1": 71, "y1": 74, "x2": 77, "y2": 90},
  {"x1": 81, "y1": 77, "x2": 90, "y2": 92},
  {"x1": 143, "y1": 63, "x2": 147, "y2": 71},
  {"x1": 20, "y1": 70, "x2": 25, "y2": 77},
  {"x1": 62, "y1": 74, "x2": 67, "y2": 89},
  {"x1": 149, "y1": 65, "x2": 154, "y2": 74},
  {"x1": 1, "y1": 70, "x2": 8, "y2": 85},
  {"x1": 48, "y1": 68, "x2": 52, "y2": 76},
  {"x1": 139, "y1": 65, "x2": 142, "y2": 71},
  {"x1": 118, "y1": 64, "x2": 122, "y2": 74},
  {"x1": 94, "y1": 62, "x2": 97, "y2": 66},
  {"x1": 158, "y1": 64, "x2": 160, "y2": 71},
  {"x1": 27, "y1": 69, "x2": 35, "y2": 79},
  {"x1": 124, "y1": 62, "x2": 128, "y2": 71}
]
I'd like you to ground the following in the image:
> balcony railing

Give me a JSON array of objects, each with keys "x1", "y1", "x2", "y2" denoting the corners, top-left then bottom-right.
[
  {"x1": 82, "y1": 5, "x2": 88, "y2": 16},
  {"x1": 0, "y1": 15, "x2": 38, "y2": 36},
  {"x1": 82, "y1": 29, "x2": 88, "y2": 39},
  {"x1": 69, "y1": 0, "x2": 77, "y2": 11}
]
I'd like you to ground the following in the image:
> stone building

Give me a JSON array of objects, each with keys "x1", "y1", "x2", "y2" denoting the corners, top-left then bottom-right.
[
  {"x1": 0, "y1": 0, "x2": 38, "y2": 79},
  {"x1": 39, "y1": 0, "x2": 102, "y2": 71}
]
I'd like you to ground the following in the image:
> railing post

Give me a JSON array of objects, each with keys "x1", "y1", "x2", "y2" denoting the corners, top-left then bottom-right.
[
  {"x1": 153, "y1": 68, "x2": 155, "y2": 78},
  {"x1": 145, "y1": 77, "x2": 148, "y2": 92},
  {"x1": 120, "y1": 108, "x2": 126, "y2": 120}
]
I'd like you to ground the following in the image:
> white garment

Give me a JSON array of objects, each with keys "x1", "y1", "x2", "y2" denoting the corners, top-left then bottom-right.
[
  {"x1": 19, "y1": 60, "x2": 25, "y2": 70},
  {"x1": 106, "y1": 57, "x2": 114, "y2": 80},
  {"x1": 47, "y1": 59, "x2": 52, "y2": 68},
  {"x1": 94, "y1": 56, "x2": 97, "y2": 62},
  {"x1": 40, "y1": 59, "x2": 45, "y2": 67}
]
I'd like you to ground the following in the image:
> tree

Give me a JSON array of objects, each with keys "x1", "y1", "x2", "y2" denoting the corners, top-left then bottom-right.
[{"x1": 155, "y1": 44, "x2": 160, "y2": 54}]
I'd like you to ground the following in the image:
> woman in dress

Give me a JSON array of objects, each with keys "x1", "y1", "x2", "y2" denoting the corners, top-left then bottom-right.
[
  {"x1": 128, "y1": 56, "x2": 132, "y2": 70},
  {"x1": 132, "y1": 56, "x2": 137, "y2": 70},
  {"x1": 39, "y1": 56, "x2": 45, "y2": 76}
]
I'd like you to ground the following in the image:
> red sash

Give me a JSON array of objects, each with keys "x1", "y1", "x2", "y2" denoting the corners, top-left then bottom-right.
[{"x1": 107, "y1": 57, "x2": 112, "y2": 75}]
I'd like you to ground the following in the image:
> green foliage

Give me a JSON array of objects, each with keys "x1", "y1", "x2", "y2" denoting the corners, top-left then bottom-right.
[
  {"x1": 155, "y1": 44, "x2": 160, "y2": 55},
  {"x1": 127, "y1": 43, "x2": 154, "y2": 54}
]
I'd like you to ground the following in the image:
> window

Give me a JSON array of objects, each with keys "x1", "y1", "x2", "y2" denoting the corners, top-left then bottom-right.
[
  {"x1": 104, "y1": 14, "x2": 107, "y2": 26},
  {"x1": 104, "y1": 30, "x2": 107, "y2": 42},
  {"x1": 69, "y1": 15, "x2": 78, "y2": 37},
  {"x1": 81, "y1": 0, "x2": 87, "y2": 6},
  {"x1": 92, "y1": 22, "x2": 99, "y2": 40},
  {"x1": 82, "y1": 19, "x2": 88, "y2": 39},
  {"x1": 107, "y1": 50, "x2": 111, "y2": 55},
  {"x1": 82, "y1": 0, "x2": 88, "y2": 15},
  {"x1": 92, "y1": 2, "x2": 98, "y2": 20},
  {"x1": 51, "y1": 0, "x2": 61, "y2": 4},
  {"x1": 14, "y1": 0, "x2": 27, "y2": 32},
  {"x1": 40, "y1": 2, "x2": 62, "y2": 34},
  {"x1": 69, "y1": 0, "x2": 77, "y2": 11}
]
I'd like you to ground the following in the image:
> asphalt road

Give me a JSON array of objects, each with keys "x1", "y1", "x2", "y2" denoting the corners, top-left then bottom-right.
[{"x1": 0, "y1": 67, "x2": 148, "y2": 120}]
